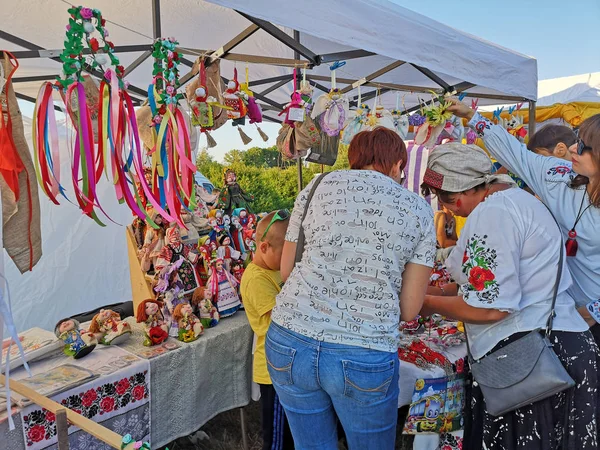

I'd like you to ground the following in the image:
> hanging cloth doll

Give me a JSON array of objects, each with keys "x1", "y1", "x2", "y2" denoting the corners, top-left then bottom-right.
[
  {"x1": 240, "y1": 66, "x2": 268, "y2": 142},
  {"x1": 208, "y1": 258, "x2": 241, "y2": 317},
  {"x1": 341, "y1": 85, "x2": 370, "y2": 145},
  {"x1": 311, "y1": 63, "x2": 349, "y2": 137},
  {"x1": 155, "y1": 227, "x2": 200, "y2": 293},
  {"x1": 223, "y1": 68, "x2": 252, "y2": 144},
  {"x1": 391, "y1": 92, "x2": 409, "y2": 140},
  {"x1": 187, "y1": 58, "x2": 230, "y2": 148}
]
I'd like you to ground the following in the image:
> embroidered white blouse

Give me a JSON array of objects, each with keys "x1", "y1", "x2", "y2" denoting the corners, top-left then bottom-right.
[
  {"x1": 469, "y1": 112, "x2": 600, "y2": 307},
  {"x1": 271, "y1": 170, "x2": 436, "y2": 353},
  {"x1": 445, "y1": 188, "x2": 588, "y2": 359}
]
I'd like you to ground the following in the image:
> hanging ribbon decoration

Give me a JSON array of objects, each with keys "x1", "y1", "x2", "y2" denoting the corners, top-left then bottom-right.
[
  {"x1": 32, "y1": 5, "x2": 156, "y2": 227},
  {"x1": 148, "y1": 38, "x2": 196, "y2": 229}
]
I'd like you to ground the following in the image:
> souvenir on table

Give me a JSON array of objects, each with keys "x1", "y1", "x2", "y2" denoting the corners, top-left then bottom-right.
[
  {"x1": 243, "y1": 214, "x2": 256, "y2": 241},
  {"x1": 54, "y1": 318, "x2": 96, "y2": 359},
  {"x1": 192, "y1": 286, "x2": 220, "y2": 327},
  {"x1": 311, "y1": 62, "x2": 349, "y2": 137},
  {"x1": 231, "y1": 259, "x2": 245, "y2": 285},
  {"x1": 87, "y1": 309, "x2": 132, "y2": 345},
  {"x1": 138, "y1": 209, "x2": 167, "y2": 273},
  {"x1": 414, "y1": 93, "x2": 453, "y2": 149},
  {"x1": 230, "y1": 210, "x2": 247, "y2": 254},
  {"x1": 155, "y1": 227, "x2": 201, "y2": 293},
  {"x1": 1, "y1": 328, "x2": 62, "y2": 372},
  {"x1": 136, "y1": 299, "x2": 169, "y2": 346},
  {"x1": 33, "y1": 6, "x2": 157, "y2": 228},
  {"x1": 403, "y1": 374, "x2": 465, "y2": 434},
  {"x1": 208, "y1": 258, "x2": 242, "y2": 317},
  {"x1": 217, "y1": 234, "x2": 241, "y2": 271},
  {"x1": 154, "y1": 261, "x2": 190, "y2": 337},
  {"x1": 172, "y1": 303, "x2": 204, "y2": 342},
  {"x1": 219, "y1": 168, "x2": 254, "y2": 215}
]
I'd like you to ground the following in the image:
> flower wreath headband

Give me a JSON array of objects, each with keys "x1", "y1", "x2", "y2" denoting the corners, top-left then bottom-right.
[
  {"x1": 33, "y1": 5, "x2": 159, "y2": 228},
  {"x1": 145, "y1": 37, "x2": 197, "y2": 229}
]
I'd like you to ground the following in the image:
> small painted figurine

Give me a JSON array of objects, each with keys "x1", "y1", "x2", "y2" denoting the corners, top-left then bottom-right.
[
  {"x1": 172, "y1": 303, "x2": 204, "y2": 342},
  {"x1": 192, "y1": 287, "x2": 220, "y2": 328},
  {"x1": 136, "y1": 299, "x2": 170, "y2": 347},
  {"x1": 217, "y1": 234, "x2": 241, "y2": 271},
  {"x1": 219, "y1": 169, "x2": 254, "y2": 216},
  {"x1": 88, "y1": 309, "x2": 132, "y2": 345},
  {"x1": 155, "y1": 227, "x2": 200, "y2": 292},
  {"x1": 208, "y1": 258, "x2": 241, "y2": 317},
  {"x1": 54, "y1": 318, "x2": 96, "y2": 359}
]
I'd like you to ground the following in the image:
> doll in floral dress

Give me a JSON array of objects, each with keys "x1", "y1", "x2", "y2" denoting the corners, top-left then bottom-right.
[
  {"x1": 155, "y1": 227, "x2": 200, "y2": 293},
  {"x1": 173, "y1": 303, "x2": 204, "y2": 342},
  {"x1": 193, "y1": 287, "x2": 220, "y2": 328},
  {"x1": 136, "y1": 299, "x2": 169, "y2": 346},
  {"x1": 207, "y1": 258, "x2": 241, "y2": 317},
  {"x1": 88, "y1": 309, "x2": 132, "y2": 345}
]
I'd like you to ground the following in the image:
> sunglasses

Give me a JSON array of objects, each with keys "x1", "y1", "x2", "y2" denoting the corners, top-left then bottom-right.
[
  {"x1": 261, "y1": 209, "x2": 290, "y2": 241},
  {"x1": 576, "y1": 138, "x2": 593, "y2": 156}
]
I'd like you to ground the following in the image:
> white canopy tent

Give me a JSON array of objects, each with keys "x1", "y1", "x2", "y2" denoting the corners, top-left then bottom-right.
[
  {"x1": 0, "y1": 0, "x2": 538, "y2": 331},
  {"x1": 537, "y1": 72, "x2": 600, "y2": 106}
]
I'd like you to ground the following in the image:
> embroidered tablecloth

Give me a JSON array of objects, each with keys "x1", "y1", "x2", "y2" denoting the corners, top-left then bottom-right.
[
  {"x1": 1, "y1": 344, "x2": 150, "y2": 450},
  {"x1": 118, "y1": 311, "x2": 253, "y2": 448}
]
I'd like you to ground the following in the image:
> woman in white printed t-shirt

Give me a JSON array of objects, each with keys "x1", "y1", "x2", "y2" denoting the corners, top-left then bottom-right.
[
  {"x1": 420, "y1": 143, "x2": 598, "y2": 450},
  {"x1": 266, "y1": 127, "x2": 436, "y2": 450},
  {"x1": 448, "y1": 100, "x2": 600, "y2": 344}
]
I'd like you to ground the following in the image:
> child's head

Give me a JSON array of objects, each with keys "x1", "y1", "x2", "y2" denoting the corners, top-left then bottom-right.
[
  {"x1": 527, "y1": 124, "x2": 577, "y2": 161},
  {"x1": 254, "y1": 210, "x2": 290, "y2": 271}
]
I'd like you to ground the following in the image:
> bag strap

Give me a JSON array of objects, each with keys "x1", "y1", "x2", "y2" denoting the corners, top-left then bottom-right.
[{"x1": 294, "y1": 172, "x2": 331, "y2": 264}]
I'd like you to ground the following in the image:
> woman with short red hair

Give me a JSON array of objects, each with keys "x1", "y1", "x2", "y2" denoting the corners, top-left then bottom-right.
[{"x1": 265, "y1": 127, "x2": 436, "y2": 449}]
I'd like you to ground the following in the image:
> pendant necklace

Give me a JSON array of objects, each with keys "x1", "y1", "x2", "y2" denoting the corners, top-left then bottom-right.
[{"x1": 566, "y1": 191, "x2": 592, "y2": 257}]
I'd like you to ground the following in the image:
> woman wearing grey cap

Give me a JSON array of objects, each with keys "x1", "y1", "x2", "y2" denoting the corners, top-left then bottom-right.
[{"x1": 420, "y1": 143, "x2": 599, "y2": 450}]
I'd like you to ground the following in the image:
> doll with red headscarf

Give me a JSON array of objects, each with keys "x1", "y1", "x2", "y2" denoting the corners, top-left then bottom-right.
[
  {"x1": 207, "y1": 258, "x2": 241, "y2": 317},
  {"x1": 155, "y1": 227, "x2": 201, "y2": 292}
]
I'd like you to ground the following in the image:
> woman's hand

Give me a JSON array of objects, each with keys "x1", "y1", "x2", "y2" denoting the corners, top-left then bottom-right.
[
  {"x1": 446, "y1": 98, "x2": 475, "y2": 120},
  {"x1": 577, "y1": 305, "x2": 597, "y2": 327},
  {"x1": 419, "y1": 296, "x2": 437, "y2": 317}
]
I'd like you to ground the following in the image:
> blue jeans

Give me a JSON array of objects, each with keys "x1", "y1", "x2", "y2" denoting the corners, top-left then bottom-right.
[{"x1": 265, "y1": 323, "x2": 399, "y2": 450}]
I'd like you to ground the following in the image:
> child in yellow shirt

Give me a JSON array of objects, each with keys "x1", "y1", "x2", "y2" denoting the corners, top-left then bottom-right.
[{"x1": 240, "y1": 210, "x2": 294, "y2": 450}]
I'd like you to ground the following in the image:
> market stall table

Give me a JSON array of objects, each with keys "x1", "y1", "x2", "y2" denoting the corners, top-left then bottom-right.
[{"x1": 1, "y1": 312, "x2": 253, "y2": 450}]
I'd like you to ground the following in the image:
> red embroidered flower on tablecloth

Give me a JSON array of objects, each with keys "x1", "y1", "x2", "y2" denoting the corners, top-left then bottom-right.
[
  {"x1": 27, "y1": 424, "x2": 46, "y2": 443},
  {"x1": 115, "y1": 378, "x2": 130, "y2": 396},
  {"x1": 132, "y1": 385, "x2": 146, "y2": 401},
  {"x1": 81, "y1": 388, "x2": 97, "y2": 407},
  {"x1": 468, "y1": 266, "x2": 495, "y2": 291},
  {"x1": 100, "y1": 397, "x2": 115, "y2": 413},
  {"x1": 45, "y1": 411, "x2": 55, "y2": 422}
]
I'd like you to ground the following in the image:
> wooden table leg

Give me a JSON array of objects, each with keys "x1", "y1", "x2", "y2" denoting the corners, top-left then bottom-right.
[
  {"x1": 56, "y1": 409, "x2": 69, "y2": 450},
  {"x1": 239, "y1": 407, "x2": 249, "y2": 450}
]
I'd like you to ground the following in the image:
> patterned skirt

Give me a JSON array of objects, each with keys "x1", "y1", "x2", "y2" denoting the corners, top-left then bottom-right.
[
  {"x1": 216, "y1": 278, "x2": 241, "y2": 318},
  {"x1": 464, "y1": 330, "x2": 600, "y2": 450}
]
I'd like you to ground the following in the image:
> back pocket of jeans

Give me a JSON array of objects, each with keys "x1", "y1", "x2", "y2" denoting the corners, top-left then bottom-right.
[
  {"x1": 342, "y1": 359, "x2": 395, "y2": 405},
  {"x1": 265, "y1": 336, "x2": 296, "y2": 386}
]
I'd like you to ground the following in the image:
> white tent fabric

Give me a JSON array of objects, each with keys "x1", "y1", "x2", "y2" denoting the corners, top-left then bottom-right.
[
  {"x1": 537, "y1": 72, "x2": 600, "y2": 106},
  {"x1": 0, "y1": 0, "x2": 538, "y2": 331}
]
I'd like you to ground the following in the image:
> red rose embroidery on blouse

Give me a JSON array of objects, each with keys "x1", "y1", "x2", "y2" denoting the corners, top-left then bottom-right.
[{"x1": 468, "y1": 266, "x2": 495, "y2": 291}]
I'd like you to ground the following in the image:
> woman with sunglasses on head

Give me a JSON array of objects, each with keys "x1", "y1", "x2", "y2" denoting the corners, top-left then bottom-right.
[
  {"x1": 265, "y1": 127, "x2": 436, "y2": 450},
  {"x1": 449, "y1": 100, "x2": 600, "y2": 340}
]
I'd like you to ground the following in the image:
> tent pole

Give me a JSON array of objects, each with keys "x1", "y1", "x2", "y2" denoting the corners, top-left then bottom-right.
[
  {"x1": 294, "y1": 29, "x2": 304, "y2": 192},
  {"x1": 152, "y1": 0, "x2": 162, "y2": 39},
  {"x1": 528, "y1": 101, "x2": 537, "y2": 136}
]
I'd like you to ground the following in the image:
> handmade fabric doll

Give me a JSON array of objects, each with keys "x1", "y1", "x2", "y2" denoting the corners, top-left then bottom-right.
[
  {"x1": 499, "y1": 113, "x2": 527, "y2": 143},
  {"x1": 139, "y1": 209, "x2": 167, "y2": 273},
  {"x1": 342, "y1": 103, "x2": 370, "y2": 145},
  {"x1": 217, "y1": 234, "x2": 241, "y2": 271},
  {"x1": 172, "y1": 303, "x2": 204, "y2": 342},
  {"x1": 136, "y1": 299, "x2": 169, "y2": 346},
  {"x1": 208, "y1": 258, "x2": 241, "y2": 317},
  {"x1": 391, "y1": 110, "x2": 409, "y2": 140},
  {"x1": 155, "y1": 227, "x2": 200, "y2": 292},
  {"x1": 231, "y1": 260, "x2": 245, "y2": 285},
  {"x1": 192, "y1": 287, "x2": 220, "y2": 328},
  {"x1": 219, "y1": 169, "x2": 254, "y2": 215},
  {"x1": 223, "y1": 68, "x2": 247, "y2": 123},
  {"x1": 161, "y1": 272, "x2": 190, "y2": 337},
  {"x1": 230, "y1": 210, "x2": 246, "y2": 254},
  {"x1": 54, "y1": 318, "x2": 96, "y2": 359},
  {"x1": 243, "y1": 215, "x2": 256, "y2": 242},
  {"x1": 88, "y1": 309, "x2": 132, "y2": 345}
]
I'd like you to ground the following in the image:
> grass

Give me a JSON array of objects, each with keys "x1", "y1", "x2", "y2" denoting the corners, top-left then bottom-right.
[{"x1": 160, "y1": 402, "x2": 415, "y2": 449}]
